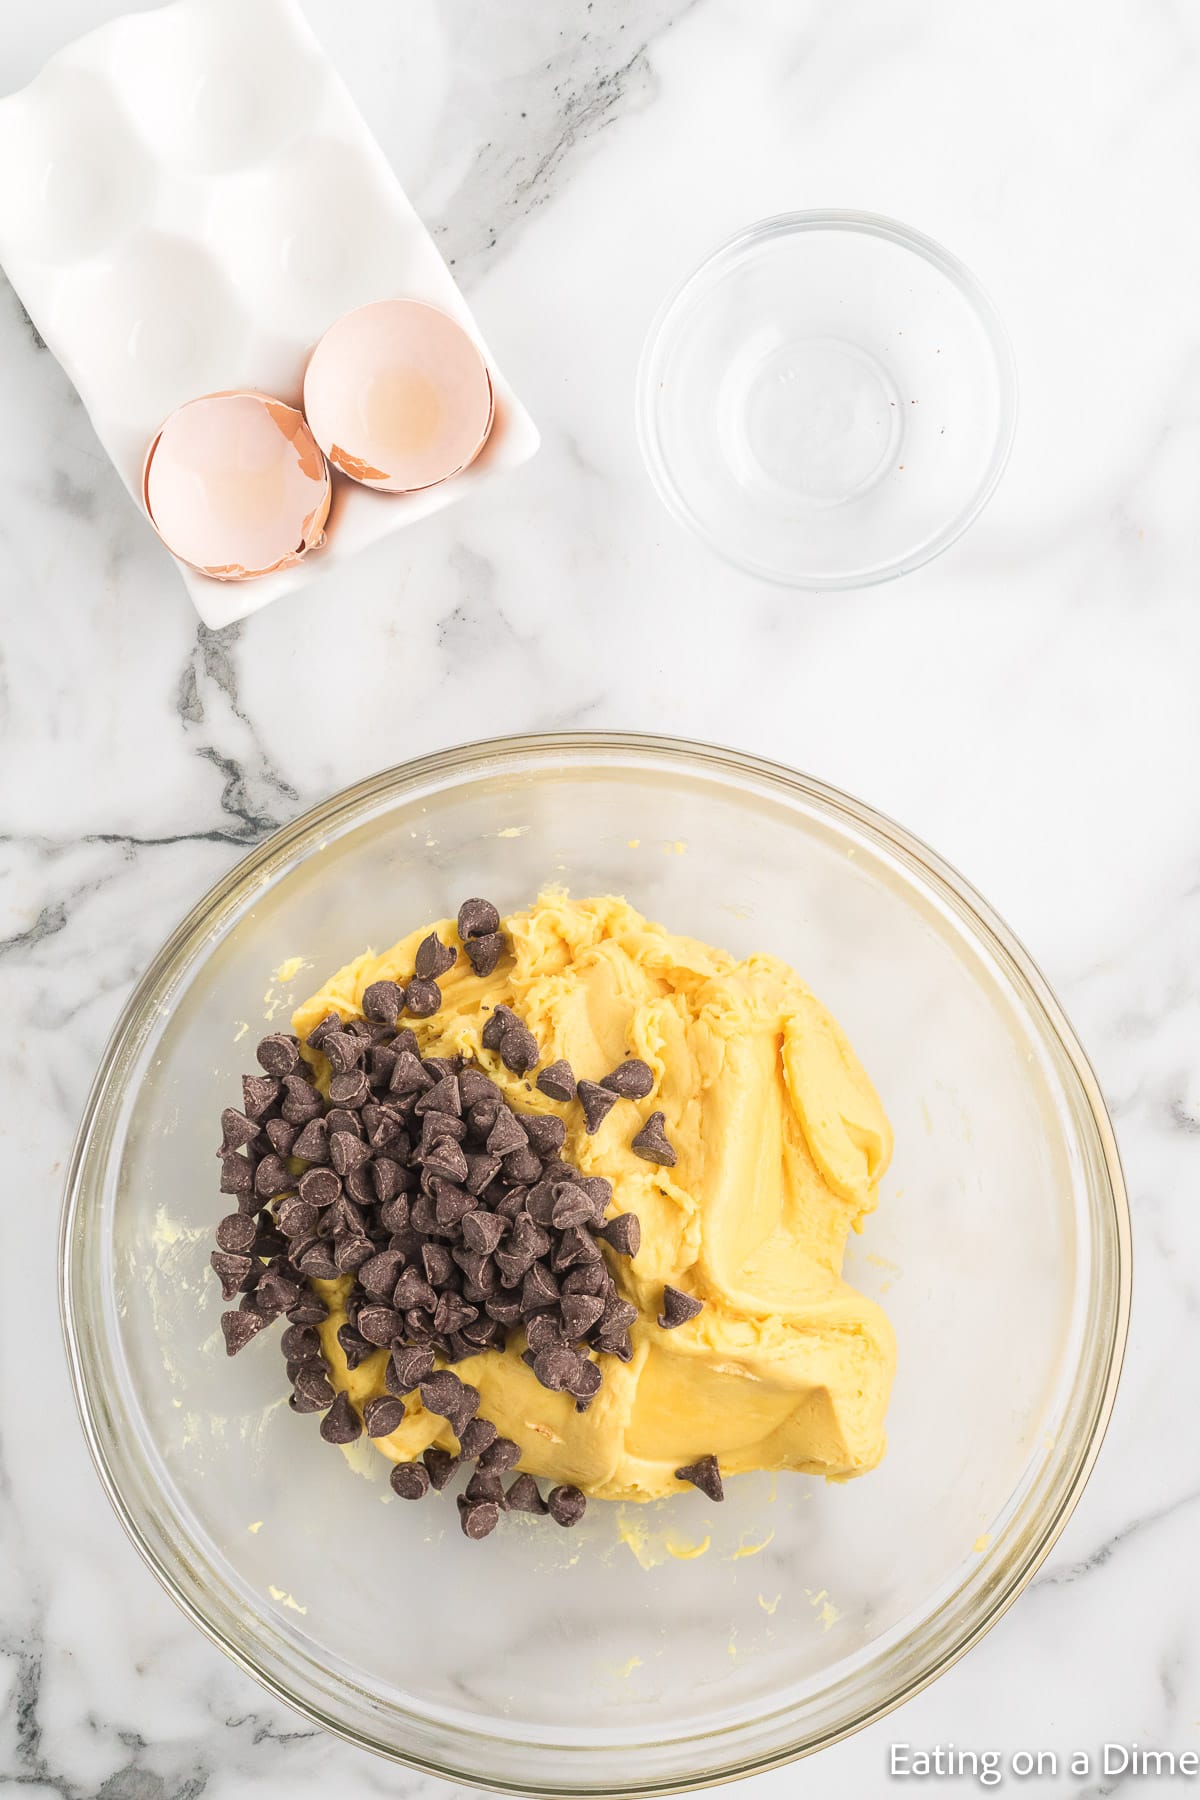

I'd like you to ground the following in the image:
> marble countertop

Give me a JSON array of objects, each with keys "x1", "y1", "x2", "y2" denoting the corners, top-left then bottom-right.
[{"x1": 3, "y1": 0, "x2": 1197, "y2": 1795}]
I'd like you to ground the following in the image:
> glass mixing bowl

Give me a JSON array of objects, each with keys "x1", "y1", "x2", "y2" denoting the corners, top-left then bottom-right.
[
  {"x1": 636, "y1": 213, "x2": 1018, "y2": 588},
  {"x1": 61, "y1": 733, "x2": 1128, "y2": 1794}
]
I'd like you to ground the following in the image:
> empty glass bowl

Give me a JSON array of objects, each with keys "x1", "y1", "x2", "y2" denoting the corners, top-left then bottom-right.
[
  {"x1": 636, "y1": 213, "x2": 1018, "y2": 587},
  {"x1": 61, "y1": 734, "x2": 1126, "y2": 1794}
]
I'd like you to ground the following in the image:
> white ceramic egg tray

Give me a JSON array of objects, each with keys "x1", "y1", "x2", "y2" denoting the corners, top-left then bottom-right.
[{"x1": 0, "y1": 0, "x2": 539, "y2": 628}]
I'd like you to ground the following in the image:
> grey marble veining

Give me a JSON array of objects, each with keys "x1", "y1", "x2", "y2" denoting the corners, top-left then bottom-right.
[{"x1": 4, "y1": 0, "x2": 1200, "y2": 1794}]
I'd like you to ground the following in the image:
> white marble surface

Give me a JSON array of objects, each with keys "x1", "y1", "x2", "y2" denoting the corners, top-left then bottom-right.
[{"x1": 2, "y1": 1, "x2": 1198, "y2": 1795}]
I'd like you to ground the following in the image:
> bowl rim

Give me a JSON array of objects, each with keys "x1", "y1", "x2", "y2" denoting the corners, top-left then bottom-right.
[
  {"x1": 59, "y1": 729, "x2": 1129, "y2": 1794},
  {"x1": 635, "y1": 208, "x2": 1020, "y2": 590}
]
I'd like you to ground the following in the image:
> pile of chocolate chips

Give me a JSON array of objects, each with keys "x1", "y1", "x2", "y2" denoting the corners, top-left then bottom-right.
[{"x1": 210, "y1": 897, "x2": 721, "y2": 1540}]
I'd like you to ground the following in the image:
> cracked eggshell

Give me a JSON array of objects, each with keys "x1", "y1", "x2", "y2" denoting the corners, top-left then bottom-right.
[
  {"x1": 302, "y1": 299, "x2": 494, "y2": 493},
  {"x1": 143, "y1": 391, "x2": 331, "y2": 582}
]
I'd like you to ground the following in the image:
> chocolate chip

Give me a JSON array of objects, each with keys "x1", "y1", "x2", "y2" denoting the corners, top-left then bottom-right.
[
  {"x1": 378, "y1": 1356, "x2": 425, "y2": 1405},
  {"x1": 435, "y1": 1183, "x2": 475, "y2": 1230},
  {"x1": 336, "y1": 1234, "x2": 374, "y2": 1274},
  {"x1": 399, "y1": 1268, "x2": 446, "y2": 1319},
  {"x1": 500, "y1": 1025, "x2": 539, "y2": 1075},
  {"x1": 457, "y1": 1496, "x2": 501, "y2": 1539},
  {"x1": 599, "y1": 1213, "x2": 641, "y2": 1257},
  {"x1": 280, "y1": 1074, "x2": 324, "y2": 1123},
  {"x1": 480, "y1": 1004, "x2": 517, "y2": 1052},
  {"x1": 521, "y1": 1264, "x2": 560, "y2": 1311},
  {"x1": 297, "y1": 1241, "x2": 340, "y2": 1279},
  {"x1": 362, "y1": 1394, "x2": 406, "y2": 1437},
  {"x1": 531, "y1": 1346, "x2": 580, "y2": 1392},
  {"x1": 577, "y1": 1173, "x2": 612, "y2": 1211},
  {"x1": 329, "y1": 1068, "x2": 369, "y2": 1109},
  {"x1": 266, "y1": 1118, "x2": 299, "y2": 1157},
  {"x1": 404, "y1": 978, "x2": 442, "y2": 1019},
  {"x1": 423, "y1": 1446, "x2": 460, "y2": 1489},
  {"x1": 658, "y1": 1286, "x2": 704, "y2": 1329},
  {"x1": 503, "y1": 1146, "x2": 543, "y2": 1186},
  {"x1": 328, "y1": 1131, "x2": 370, "y2": 1178},
  {"x1": 329, "y1": 1107, "x2": 366, "y2": 1143},
  {"x1": 287, "y1": 1291, "x2": 328, "y2": 1326},
  {"x1": 495, "y1": 1233, "x2": 546, "y2": 1287},
  {"x1": 594, "y1": 1329, "x2": 634, "y2": 1362},
  {"x1": 332, "y1": 1189, "x2": 368, "y2": 1235},
  {"x1": 457, "y1": 1417, "x2": 498, "y2": 1459},
  {"x1": 457, "y1": 897, "x2": 500, "y2": 941},
  {"x1": 370, "y1": 1157, "x2": 407, "y2": 1204},
  {"x1": 506, "y1": 1474, "x2": 548, "y2": 1514},
  {"x1": 485, "y1": 1108, "x2": 527, "y2": 1156},
  {"x1": 241, "y1": 1076, "x2": 280, "y2": 1120},
  {"x1": 278, "y1": 1323, "x2": 319, "y2": 1362},
  {"x1": 464, "y1": 932, "x2": 504, "y2": 977},
  {"x1": 485, "y1": 1295, "x2": 524, "y2": 1327},
  {"x1": 219, "y1": 1107, "x2": 260, "y2": 1154},
  {"x1": 211, "y1": 1251, "x2": 253, "y2": 1300},
  {"x1": 389, "y1": 1051, "x2": 433, "y2": 1096},
  {"x1": 472, "y1": 1445, "x2": 518, "y2": 1486},
  {"x1": 288, "y1": 1387, "x2": 326, "y2": 1414},
  {"x1": 421, "y1": 1138, "x2": 470, "y2": 1186},
  {"x1": 334, "y1": 1322, "x2": 373, "y2": 1369},
  {"x1": 562, "y1": 1263, "x2": 609, "y2": 1297},
  {"x1": 253, "y1": 1154, "x2": 293, "y2": 1199},
  {"x1": 253, "y1": 1034, "x2": 298, "y2": 1079},
  {"x1": 220, "y1": 1307, "x2": 267, "y2": 1356},
  {"x1": 390, "y1": 1461, "x2": 431, "y2": 1500},
  {"x1": 523, "y1": 1113, "x2": 566, "y2": 1157},
  {"x1": 320, "y1": 1391, "x2": 361, "y2": 1444},
  {"x1": 419, "y1": 1241, "x2": 453, "y2": 1286},
  {"x1": 354, "y1": 1249, "x2": 400, "y2": 1299},
  {"x1": 420, "y1": 1108, "x2": 466, "y2": 1146},
  {"x1": 464, "y1": 1467, "x2": 507, "y2": 1507},
  {"x1": 362, "y1": 981, "x2": 405, "y2": 1025},
  {"x1": 631, "y1": 1111, "x2": 677, "y2": 1166},
  {"x1": 294, "y1": 1168, "x2": 338, "y2": 1210},
  {"x1": 560, "y1": 1291, "x2": 605, "y2": 1338},
  {"x1": 535, "y1": 1059, "x2": 576, "y2": 1103},
  {"x1": 293, "y1": 1363, "x2": 335, "y2": 1409},
  {"x1": 215, "y1": 1213, "x2": 257, "y2": 1255},
  {"x1": 418, "y1": 1369, "x2": 465, "y2": 1418},
  {"x1": 546, "y1": 1484, "x2": 587, "y2": 1527},
  {"x1": 494, "y1": 1186, "x2": 529, "y2": 1222},
  {"x1": 455, "y1": 1066, "x2": 495, "y2": 1106},
  {"x1": 305, "y1": 1012, "x2": 341, "y2": 1049},
  {"x1": 552, "y1": 1225, "x2": 601, "y2": 1272},
  {"x1": 414, "y1": 1074, "x2": 462, "y2": 1121},
  {"x1": 257, "y1": 1268, "x2": 302, "y2": 1316},
  {"x1": 601, "y1": 1058, "x2": 654, "y2": 1099},
  {"x1": 275, "y1": 1196, "x2": 318, "y2": 1240},
  {"x1": 352, "y1": 1305, "x2": 402, "y2": 1347},
  {"x1": 219, "y1": 1154, "x2": 254, "y2": 1199},
  {"x1": 577, "y1": 1081, "x2": 618, "y2": 1134},
  {"x1": 550, "y1": 1186, "x2": 594, "y2": 1229},
  {"x1": 432, "y1": 1292, "x2": 477, "y2": 1336},
  {"x1": 415, "y1": 932, "x2": 457, "y2": 980},
  {"x1": 457, "y1": 1210, "x2": 503, "y2": 1257},
  {"x1": 566, "y1": 1356, "x2": 602, "y2": 1408},
  {"x1": 380, "y1": 1199, "x2": 412, "y2": 1240},
  {"x1": 455, "y1": 1252, "x2": 498, "y2": 1304},
  {"x1": 321, "y1": 1030, "x2": 363, "y2": 1075},
  {"x1": 675, "y1": 1455, "x2": 723, "y2": 1502}
]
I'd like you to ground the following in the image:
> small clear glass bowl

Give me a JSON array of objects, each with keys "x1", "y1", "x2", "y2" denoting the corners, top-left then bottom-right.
[
  {"x1": 636, "y1": 212, "x2": 1018, "y2": 588},
  {"x1": 61, "y1": 734, "x2": 1126, "y2": 1795}
]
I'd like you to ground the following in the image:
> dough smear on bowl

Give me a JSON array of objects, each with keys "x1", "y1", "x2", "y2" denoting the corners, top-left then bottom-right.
[{"x1": 292, "y1": 893, "x2": 896, "y2": 1503}]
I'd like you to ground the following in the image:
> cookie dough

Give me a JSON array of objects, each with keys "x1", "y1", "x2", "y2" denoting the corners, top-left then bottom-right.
[{"x1": 292, "y1": 893, "x2": 896, "y2": 1503}]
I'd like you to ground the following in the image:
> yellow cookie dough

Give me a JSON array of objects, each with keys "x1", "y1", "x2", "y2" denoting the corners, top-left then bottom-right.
[{"x1": 292, "y1": 893, "x2": 895, "y2": 1503}]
